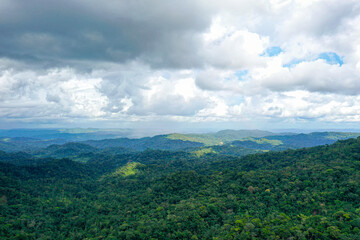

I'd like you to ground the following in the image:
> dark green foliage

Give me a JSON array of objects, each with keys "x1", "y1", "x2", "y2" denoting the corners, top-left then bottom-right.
[
  {"x1": 84, "y1": 135, "x2": 204, "y2": 151},
  {"x1": 0, "y1": 151, "x2": 32, "y2": 163},
  {"x1": 231, "y1": 140, "x2": 280, "y2": 151},
  {"x1": 0, "y1": 151, "x2": 49, "y2": 166},
  {"x1": 1, "y1": 137, "x2": 360, "y2": 239},
  {"x1": 209, "y1": 145, "x2": 260, "y2": 157},
  {"x1": 213, "y1": 129, "x2": 276, "y2": 139},
  {"x1": 229, "y1": 132, "x2": 360, "y2": 152},
  {"x1": 0, "y1": 137, "x2": 71, "y2": 152},
  {"x1": 266, "y1": 132, "x2": 352, "y2": 148},
  {"x1": 33, "y1": 142, "x2": 100, "y2": 161}
]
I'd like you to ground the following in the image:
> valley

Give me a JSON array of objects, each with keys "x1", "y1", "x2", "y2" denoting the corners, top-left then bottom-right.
[{"x1": 1, "y1": 129, "x2": 360, "y2": 239}]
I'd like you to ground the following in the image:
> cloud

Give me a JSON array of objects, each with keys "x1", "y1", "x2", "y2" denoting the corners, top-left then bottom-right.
[
  {"x1": 248, "y1": 91, "x2": 360, "y2": 122},
  {"x1": 0, "y1": 66, "x2": 108, "y2": 119},
  {"x1": 0, "y1": 0, "x2": 212, "y2": 68},
  {"x1": 280, "y1": 0, "x2": 360, "y2": 37},
  {"x1": 202, "y1": 17, "x2": 269, "y2": 69},
  {"x1": 195, "y1": 69, "x2": 238, "y2": 91},
  {"x1": 98, "y1": 65, "x2": 211, "y2": 117},
  {"x1": 251, "y1": 59, "x2": 360, "y2": 95},
  {"x1": 1, "y1": 0, "x2": 360, "y2": 128}
]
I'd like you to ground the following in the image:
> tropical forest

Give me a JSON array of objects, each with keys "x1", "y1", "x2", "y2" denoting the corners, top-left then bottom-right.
[{"x1": 0, "y1": 129, "x2": 360, "y2": 239}]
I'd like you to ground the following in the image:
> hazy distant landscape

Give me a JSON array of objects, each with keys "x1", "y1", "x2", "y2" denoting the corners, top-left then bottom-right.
[
  {"x1": 1, "y1": 128, "x2": 360, "y2": 155},
  {"x1": 2, "y1": 0, "x2": 360, "y2": 239}
]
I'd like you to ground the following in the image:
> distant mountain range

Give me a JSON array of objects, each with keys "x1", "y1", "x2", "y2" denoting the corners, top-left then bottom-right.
[
  {"x1": 1, "y1": 129, "x2": 360, "y2": 162},
  {"x1": 0, "y1": 128, "x2": 134, "y2": 141}
]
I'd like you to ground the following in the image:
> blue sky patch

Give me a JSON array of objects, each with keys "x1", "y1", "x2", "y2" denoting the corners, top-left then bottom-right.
[
  {"x1": 283, "y1": 59, "x2": 304, "y2": 68},
  {"x1": 228, "y1": 96, "x2": 245, "y2": 105},
  {"x1": 283, "y1": 52, "x2": 343, "y2": 68},
  {"x1": 235, "y1": 70, "x2": 248, "y2": 80},
  {"x1": 318, "y1": 52, "x2": 343, "y2": 66},
  {"x1": 263, "y1": 46, "x2": 283, "y2": 57}
]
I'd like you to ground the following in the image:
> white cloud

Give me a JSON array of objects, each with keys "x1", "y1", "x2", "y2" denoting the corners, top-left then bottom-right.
[
  {"x1": 0, "y1": 67, "x2": 108, "y2": 119},
  {"x1": 248, "y1": 59, "x2": 360, "y2": 95},
  {"x1": 280, "y1": 0, "x2": 359, "y2": 37},
  {"x1": 1, "y1": 0, "x2": 360, "y2": 128},
  {"x1": 202, "y1": 17, "x2": 269, "y2": 69},
  {"x1": 195, "y1": 69, "x2": 240, "y2": 91}
]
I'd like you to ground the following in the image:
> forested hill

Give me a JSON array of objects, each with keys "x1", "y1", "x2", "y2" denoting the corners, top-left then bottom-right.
[
  {"x1": 1, "y1": 137, "x2": 360, "y2": 239},
  {"x1": 83, "y1": 135, "x2": 204, "y2": 151},
  {"x1": 1, "y1": 130, "x2": 360, "y2": 155}
]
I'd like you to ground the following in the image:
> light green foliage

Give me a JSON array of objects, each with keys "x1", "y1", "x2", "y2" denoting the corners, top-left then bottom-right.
[
  {"x1": 324, "y1": 132, "x2": 360, "y2": 140},
  {"x1": 167, "y1": 130, "x2": 276, "y2": 146},
  {"x1": 239, "y1": 137, "x2": 283, "y2": 146},
  {"x1": 167, "y1": 133, "x2": 221, "y2": 145},
  {"x1": 113, "y1": 162, "x2": 144, "y2": 176},
  {"x1": 192, "y1": 147, "x2": 216, "y2": 157}
]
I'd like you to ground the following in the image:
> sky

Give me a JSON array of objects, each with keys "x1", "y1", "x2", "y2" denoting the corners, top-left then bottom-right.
[{"x1": 1, "y1": 0, "x2": 360, "y2": 132}]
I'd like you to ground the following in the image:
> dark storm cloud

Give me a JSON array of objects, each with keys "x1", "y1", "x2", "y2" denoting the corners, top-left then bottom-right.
[{"x1": 0, "y1": 0, "x2": 211, "y2": 68}]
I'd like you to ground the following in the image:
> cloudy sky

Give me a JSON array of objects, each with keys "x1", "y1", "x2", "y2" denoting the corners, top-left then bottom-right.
[{"x1": 1, "y1": 0, "x2": 360, "y2": 131}]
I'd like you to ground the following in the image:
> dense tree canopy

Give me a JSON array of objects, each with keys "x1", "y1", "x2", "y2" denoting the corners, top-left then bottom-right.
[{"x1": 1, "y1": 137, "x2": 360, "y2": 239}]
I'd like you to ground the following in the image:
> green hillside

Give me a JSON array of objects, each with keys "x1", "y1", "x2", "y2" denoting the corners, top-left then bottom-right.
[
  {"x1": 166, "y1": 129, "x2": 276, "y2": 145},
  {"x1": 1, "y1": 131, "x2": 359, "y2": 156},
  {"x1": 84, "y1": 135, "x2": 204, "y2": 151},
  {"x1": 111, "y1": 162, "x2": 144, "y2": 177},
  {"x1": 1, "y1": 137, "x2": 360, "y2": 239},
  {"x1": 228, "y1": 132, "x2": 360, "y2": 152}
]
